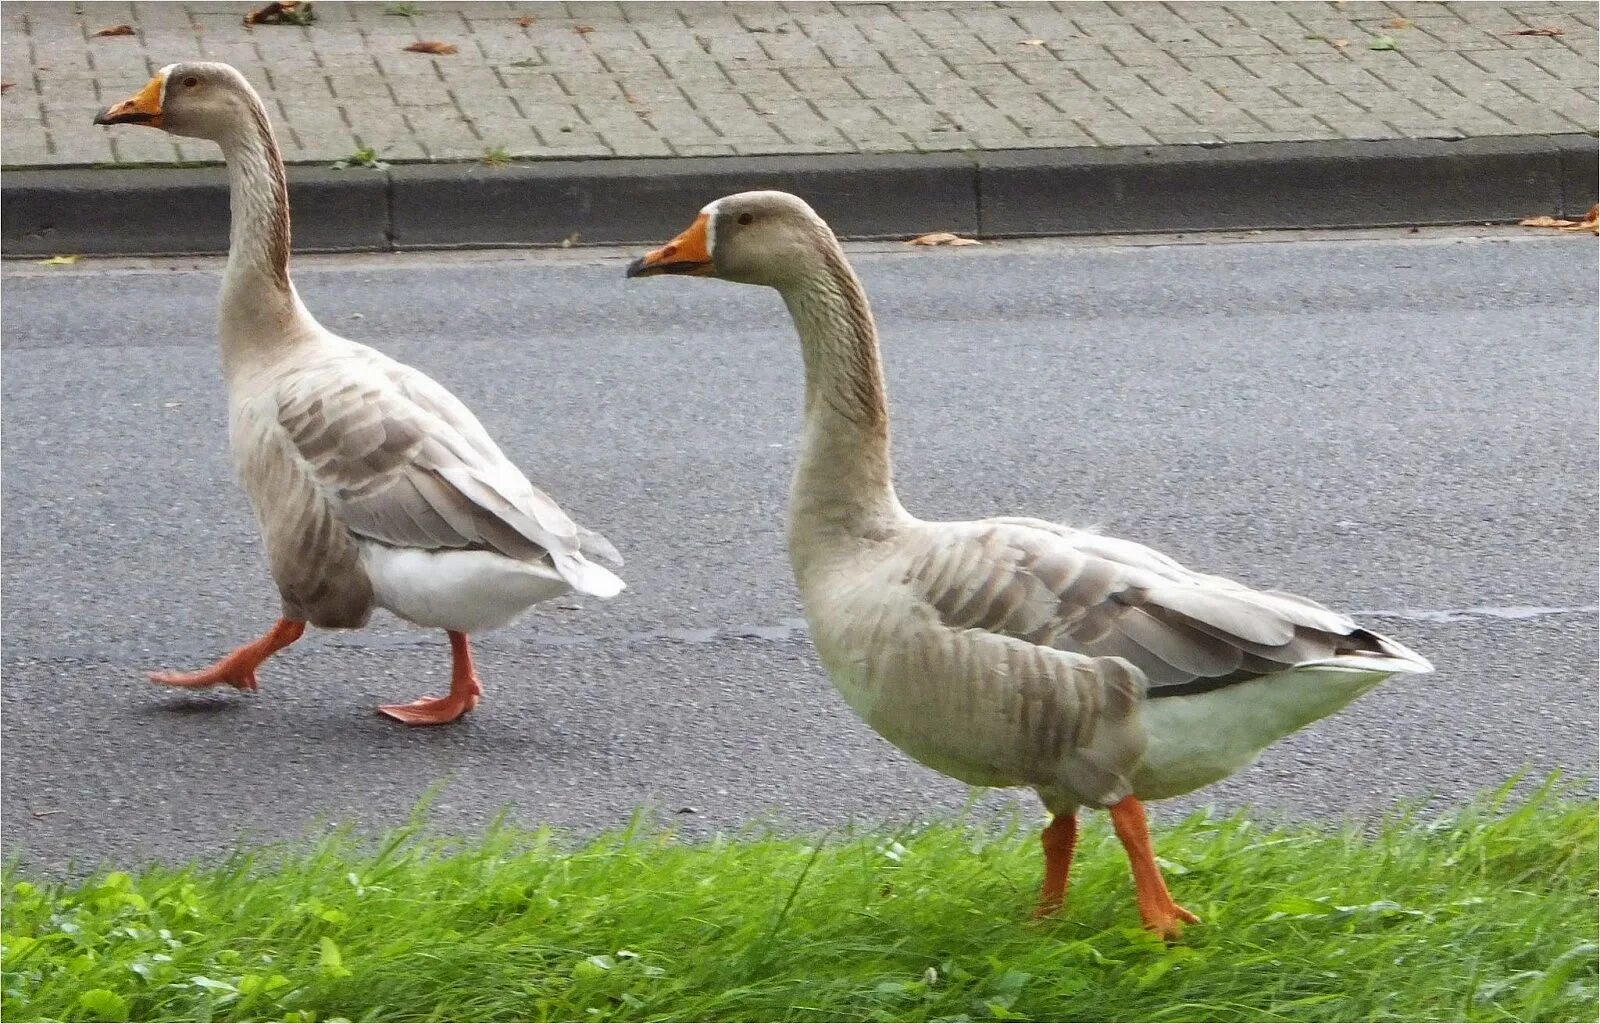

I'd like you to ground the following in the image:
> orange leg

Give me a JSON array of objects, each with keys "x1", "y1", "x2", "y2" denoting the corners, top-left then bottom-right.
[
  {"x1": 1033, "y1": 812, "x2": 1079, "y2": 918},
  {"x1": 1109, "y1": 796, "x2": 1199, "y2": 940},
  {"x1": 377, "y1": 630, "x2": 482, "y2": 726},
  {"x1": 148, "y1": 618, "x2": 305, "y2": 691}
]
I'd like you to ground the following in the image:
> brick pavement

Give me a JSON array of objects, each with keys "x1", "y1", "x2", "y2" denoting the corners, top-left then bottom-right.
[{"x1": 1, "y1": 1, "x2": 1595, "y2": 167}]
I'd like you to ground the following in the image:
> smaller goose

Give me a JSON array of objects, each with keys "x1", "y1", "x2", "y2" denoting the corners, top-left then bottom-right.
[
  {"x1": 628, "y1": 192, "x2": 1432, "y2": 938},
  {"x1": 95, "y1": 63, "x2": 624, "y2": 725}
]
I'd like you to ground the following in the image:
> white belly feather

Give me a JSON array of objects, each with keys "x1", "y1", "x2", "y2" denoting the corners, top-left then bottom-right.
[
  {"x1": 1131, "y1": 661, "x2": 1399, "y2": 800},
  {"x1": 360, "y1": 543, "x2": 574, "y2": 634}
]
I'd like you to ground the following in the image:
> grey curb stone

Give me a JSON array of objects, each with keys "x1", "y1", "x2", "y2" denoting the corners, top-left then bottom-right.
[
  {"x1": 4, "y1": 166, "x2": 230, "y2": 258},
  {"x1": 286, "y1": 167, "x2": 391, "y2": 252},
  {"x1": 976, "y1": 136, "x2": 1594, "y2": 236},
  {"x1": 1554, "y1": 134, "x2": 1600, "y2": 218},
  {"x1": 3, "y1": 136, "x2": 1595, "y2": 258},
  {"x1": 389, "y1": 153, "x2": 978, "y2": 248},
  {"x1": 2, "y1": 165, "x2": 390, "y2": 257}
]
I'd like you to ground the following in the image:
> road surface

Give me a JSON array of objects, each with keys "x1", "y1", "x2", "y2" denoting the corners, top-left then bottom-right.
[{"x1": 3, "y1": 230, "x2": 1595, "y2": 873}]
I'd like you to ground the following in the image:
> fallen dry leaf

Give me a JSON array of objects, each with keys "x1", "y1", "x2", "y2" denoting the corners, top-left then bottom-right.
[
  {"x1": 1509, "y1": 25, "x2": 1564, "y2": 36},
  {"x1": 1331, "y1": 37, "x2": 1351, "y2": 49},
  {"x1": 1519, "y1": 204, "x2": 1599, "y2": 234},
  {"x1": 37, "y1": 254, "x2": 80, "y2": 266},
  {"x1": 1384, "y1": 16, "x2": 1411, "y2": 29},
  {"x1": 404, "y1": 40, "x2": 458, "y2": 55},
  {"x1": 244, "y1": 1, "x2": 315, "y2": 26},
  {"x1": 909, "y1": 232, "x2": 982, "y2": 247},
  {"x1": 516, "y1": 15, "x2": 535, "y2": 27},
  {"x1": 0, "y1": 81, "x2": 13, "y2": 94},
  {"x1": 93, "y1": 24, "x2": 135, "y2": 37},
  {"x1": 574, "y1": 24, "x2": 595, "y2": 35}
]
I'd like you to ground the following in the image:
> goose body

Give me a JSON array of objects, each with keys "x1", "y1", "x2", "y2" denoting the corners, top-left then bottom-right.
[
  {"x1": 230, "y1": 337, "x2": 622, "y2": 634},
  {"x1": 798, "y1": 515, "x2": 1426, "y2": 809},
  {"x1": 630, "y1": 192, "x2": 1430, "y2": 937},
  {"x1": 97, "y1": 62, "x2": 622, "y2": 724}
]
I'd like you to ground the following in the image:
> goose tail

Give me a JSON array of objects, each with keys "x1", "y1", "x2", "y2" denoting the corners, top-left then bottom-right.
[{"x1": 1308, "y1": 627, "x2": 1433, "y2": 675}]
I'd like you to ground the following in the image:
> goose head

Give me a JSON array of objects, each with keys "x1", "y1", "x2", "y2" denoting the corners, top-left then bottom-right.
[
  {"x1": 627, "y1": 191, "x2": 834, "y2": 289},
  {"x1": 94, "y1": 62, "x2": 260, "y2": 141}
]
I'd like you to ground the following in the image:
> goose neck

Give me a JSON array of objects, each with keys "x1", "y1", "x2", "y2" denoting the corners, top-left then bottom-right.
[
  {"x1": 214, "y1": 97, "x2": 309, "y2": 370},
  {"x1": 779, "y1": 248, "x2": 906, "y2": 556}
]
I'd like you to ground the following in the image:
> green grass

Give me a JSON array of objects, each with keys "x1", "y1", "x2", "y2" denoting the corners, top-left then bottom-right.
[{"x1": 4, "y1": 782, "x2": 1595, "y2": 1023}]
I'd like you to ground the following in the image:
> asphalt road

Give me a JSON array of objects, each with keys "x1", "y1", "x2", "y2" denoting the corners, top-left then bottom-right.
[{"x1": 3, "y1": 231, "x2": 1595, "y2": 874}]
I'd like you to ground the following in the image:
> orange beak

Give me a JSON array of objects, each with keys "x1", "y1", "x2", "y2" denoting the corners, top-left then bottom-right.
[
  {"x1": 626, "y1": 213, "x2": 714, "y2": 278},
  {"x1": 94, "y1": 73, "x2": 165, "y2": 127}
]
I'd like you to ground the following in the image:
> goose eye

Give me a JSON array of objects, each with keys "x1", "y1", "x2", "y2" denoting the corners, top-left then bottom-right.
[
  {"x1": 182, "y1": 76, "x2": 199, "y2": 88},
  {"x1": 737, "y1": 212, "x2": 754, "y2": 225}
]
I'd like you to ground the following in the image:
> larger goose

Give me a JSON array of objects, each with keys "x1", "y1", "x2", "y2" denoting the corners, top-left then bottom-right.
[
  {"x1": 628, "y1": 191, "x2": 1431, "y2": 938},
  {"x1": 94, "y1": 63, "x2": 624, "y2": 725}
]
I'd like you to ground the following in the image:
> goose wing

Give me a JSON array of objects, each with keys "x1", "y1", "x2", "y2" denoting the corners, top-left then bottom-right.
[
  {"x1": 268, "y1": 345, "x2": 622, "y2": 595},
  {"x1": 904, "y1": 516, "x2": 1428, "y2": 698}
]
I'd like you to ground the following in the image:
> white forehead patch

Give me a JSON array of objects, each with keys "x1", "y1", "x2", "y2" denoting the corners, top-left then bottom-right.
[
  {"x1": 157, "y1": 63, "x2": 179, "y2": 105},
  {"x1": 700, "y1": 198, "x2": 720, "y2": 255}
]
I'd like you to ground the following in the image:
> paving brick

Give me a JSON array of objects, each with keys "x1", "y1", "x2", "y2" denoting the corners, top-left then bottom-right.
[
  {"x1": 1074, "y1": 113, "x2": 1160, "y2": 146},
  {"x1": 1484, "y1": 97, "x2": 1593, "y2": 131},
  {"x1": 108, "y1": 131, "x2": 180, "y2": 163},
  {"x1": 1273, "y1": 85, "x2": 1373, "y2": 117},
  {"x1": 1298, "y1": 57, "x2": 1392, "y2": 88},
  {"x1": 783, "y1": 66, "x2": 863, "y2": 99},
  {"x1": 846, "y1": 68, "x2": 922, "y2": 99},
  {"x1": 1462, "y1": 50, "x2": 1567, "y2": 80},
  {"x1": 1206, "y1": 83, "x2": 1299, "y2": 109},
  {"x1": 1314, "y1": 116, "x2": 1405, "y2": 140},
  {"x1": 1228, "y1": 55, "x2": 1325, "y2": 86}
]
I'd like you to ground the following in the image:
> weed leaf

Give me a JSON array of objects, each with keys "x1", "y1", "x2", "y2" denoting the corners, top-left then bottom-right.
[{"x1": 76, "y1": 989, "x2": 128, "y2": 1020}]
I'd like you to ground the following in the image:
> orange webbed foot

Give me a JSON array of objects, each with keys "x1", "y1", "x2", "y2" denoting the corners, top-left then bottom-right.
[
  {"x1": 377, "y1": 631, "x2": 482, "y2": 727},
  {"x1": 376, "y1": 687, "x2": 479, "y2": 726},
  {"x1": 147, "y1": 619, "x2": 304, "y2": 694},
  {"x1": 1140, "y1": 902, "x2": 1201, "y2": 942},
  {"x1": 148, "y1": 666, "x2": 260, "y2": 691}
]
